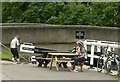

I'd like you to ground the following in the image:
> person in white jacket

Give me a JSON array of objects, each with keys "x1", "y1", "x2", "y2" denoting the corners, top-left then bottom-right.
[{"x1": 10, "y1": 35, "x2": 20, "y2": 63}]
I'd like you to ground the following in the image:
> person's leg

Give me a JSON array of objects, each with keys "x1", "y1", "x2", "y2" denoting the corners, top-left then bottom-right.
[
  {"x1": 37, "y1": 59, "x2": 43, "y2": 67},
  {"x1": 14, "y1": 48, "x2": 20, "y2": 63},
  {"x1": 11, "y1": 48, "x2": 16, "y2": 62},
  {"x1": 77, "y1": 57, "x2": 86, "y2": 62},
  {"x1": 44, "y1": 60, "x2": 50, "y2": 68},
  {"x1": 71, "y1": 57, "x2": 78, "y2": 70},
  {"x1": 71, "y1": 62, "x2": 75, "y2": 70},
  {"x1": 68, "y1": 62, "x2": 79, "y2": 72},
  {"x1": 43, "y1": 53, "x2": 50, "y2": 68},
  {"x1": 11, "y1": 48, "x2": 15, "y2": 58},
  {"x1": 73, "y1": 58, "x2": 80, "y2": 71},
  {"x1": 75, "y1": 57, "x2": 87, "y2": 71},
  {"x1": 16, "y1": 49, "x2": 20, "y2": 63},
  {"x1": 59, "y1": 62, "x2": 62, "y2": 67},
  {"x1": 63, "y1": 62, "x2": 67, "y2": 68},
  {"x1": 68, "y1": 57, "x2": 79, "y2": 72}
]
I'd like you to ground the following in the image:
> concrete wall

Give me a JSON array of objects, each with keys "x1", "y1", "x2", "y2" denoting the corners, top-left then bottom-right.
[{"x1": 1, "y1": 23, "x2": 120, "y2": 50}]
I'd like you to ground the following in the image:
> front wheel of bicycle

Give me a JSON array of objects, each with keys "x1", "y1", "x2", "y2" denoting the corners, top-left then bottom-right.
[
  {"x1": 105, "y1": 59, "x2": 111, "y2": 75},
  {"x1": 107, "y1": 61, "x2": 120, "y2": 76},
  {"x1": 97, "y1": 56, "x2": 104, "y2": 73}
]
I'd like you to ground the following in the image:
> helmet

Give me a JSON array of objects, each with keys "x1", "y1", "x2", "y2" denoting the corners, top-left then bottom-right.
[{"x1": 76, "y1": 40, "x2": 84, "y2": 46}]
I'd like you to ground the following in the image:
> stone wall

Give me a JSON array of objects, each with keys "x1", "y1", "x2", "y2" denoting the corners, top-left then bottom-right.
[{"x1": 2, "y1": 23, "x2": 120, "y2": 50}]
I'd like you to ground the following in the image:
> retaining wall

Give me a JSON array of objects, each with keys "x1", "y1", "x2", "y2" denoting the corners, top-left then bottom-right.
[{"x1": 1, "y1": 23, "x2": 120, "y2": 50}]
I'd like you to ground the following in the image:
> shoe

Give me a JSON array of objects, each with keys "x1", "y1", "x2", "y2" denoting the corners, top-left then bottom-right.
[
  {"x1": 11, "y1": 58, "x2": 16, "y2": 62},
  {"x1": 16, "y1": 58, "x2": 20, "y2": 62},
  {"x1": 68, "y1": 68, "x2": 79, "y2": 72},
  {"x1": 13, "y1": 62, "x2": 17, "y2": 64},
  {"x1": 73, "y1": 69, "x2": 79, "y2": 72},
  {"x1": 68, "y1": 67, "x2": 73, "y2": 72},
  {"x1": 11, "y1": 58, "x2": 14, "y2": 61}
]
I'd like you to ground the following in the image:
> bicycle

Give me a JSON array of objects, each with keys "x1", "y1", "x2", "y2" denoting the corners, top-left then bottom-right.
[
  {"x1": 97, "y1": 47, "x2": 109, "y2": 74},
  {"x1": 106, "y1": 50, "x2": 120, "y2": 76}
]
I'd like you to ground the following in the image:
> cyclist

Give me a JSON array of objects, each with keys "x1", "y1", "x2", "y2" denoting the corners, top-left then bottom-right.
[{"x1": 68, "y1": 40, "x2": 87, "y2": 72}]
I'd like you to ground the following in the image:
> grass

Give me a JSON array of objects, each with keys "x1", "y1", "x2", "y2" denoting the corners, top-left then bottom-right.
[
  {"x1": 0, "y1": 51, "x2": 12, "y2": 58},
  {"x1": 0, "y1": 47, "x2": 12, "y2": 59}
]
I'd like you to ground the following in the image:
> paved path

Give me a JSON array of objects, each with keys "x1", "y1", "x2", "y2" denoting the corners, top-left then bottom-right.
[{"x1": 1, "y1": 60, "x2": 119, "y2": 80}]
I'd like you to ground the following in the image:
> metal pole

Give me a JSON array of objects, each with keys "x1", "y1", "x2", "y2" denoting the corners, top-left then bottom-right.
[
  {"x1": 89, "y1": 44, "x2": 95, "y2": 69},
  {"x1": 0, "y1": 42, "x2": 10, "y2": 51}
]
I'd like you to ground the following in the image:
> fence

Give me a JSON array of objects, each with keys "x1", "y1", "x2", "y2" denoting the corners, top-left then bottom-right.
[{"x1": 83, "y1": 39, "x2": 120, "y2": 68}]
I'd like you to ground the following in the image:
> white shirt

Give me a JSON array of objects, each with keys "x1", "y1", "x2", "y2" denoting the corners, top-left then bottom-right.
[{"x1": 10, "y1": 37, "x2": 20, "y2": 48}]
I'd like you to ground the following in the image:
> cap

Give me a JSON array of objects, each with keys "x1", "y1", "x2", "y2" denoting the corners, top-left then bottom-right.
[
  {"x1": 15, "y1": 35, "x2": 20, "y2": 40},
  {"x1": 15, "y1": 35, "x2": 19, "y2": 38}
]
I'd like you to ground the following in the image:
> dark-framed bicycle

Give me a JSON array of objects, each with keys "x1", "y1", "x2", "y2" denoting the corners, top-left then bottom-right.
[{"x1": 106, "y1": 50, "x2": 120, "y2": 76}]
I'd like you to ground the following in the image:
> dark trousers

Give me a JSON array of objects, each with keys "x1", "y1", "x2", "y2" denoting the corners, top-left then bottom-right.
[{"x1": 11, "y1": 48, "x2": 19, "y2": 58}]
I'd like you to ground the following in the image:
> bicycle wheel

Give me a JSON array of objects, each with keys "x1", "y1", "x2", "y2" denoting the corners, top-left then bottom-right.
[
  {"x1": 97, "y1": 55, "x2": 104, "y2": 73},
  {"x1": 107, "y1": 61, "x2": 120, "y2": 76},
  {"x1": 105, "y1": 58, "x2": 111, "y2": 75}
]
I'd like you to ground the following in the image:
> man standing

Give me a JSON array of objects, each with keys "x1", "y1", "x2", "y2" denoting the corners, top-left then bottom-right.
[{"x1": 10, "y1": 35, "x2": 20, "y2": 64}]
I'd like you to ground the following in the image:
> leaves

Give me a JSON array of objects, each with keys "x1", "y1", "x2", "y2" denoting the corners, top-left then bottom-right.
[{"x1": 2, "y1": 2, "x2": 120, "y2": 27}]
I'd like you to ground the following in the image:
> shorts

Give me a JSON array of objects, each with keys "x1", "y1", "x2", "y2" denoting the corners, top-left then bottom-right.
[{"x1": 71, "y1": 57, "x2": 87, "y2": 65}]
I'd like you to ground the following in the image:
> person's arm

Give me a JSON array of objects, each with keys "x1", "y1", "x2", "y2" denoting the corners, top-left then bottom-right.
[
  {"x1": 80, "y1": 48, "x2": 86, "y2": 57},
  {"x1": 76, "y1": 47, "x2": 80, "y2": 55},
  {"x1": 16, "y1": 39, "x2": 20, "y2": 46},
  {"x1": 80, "y1": 53, "x2": 85, "y2": 57},
  {"x1": 76, "y1": 47, "x2": 86, "y2": 57},
  {"x1": 76, "y1": 52, "x2": 85, "y2": 57}
]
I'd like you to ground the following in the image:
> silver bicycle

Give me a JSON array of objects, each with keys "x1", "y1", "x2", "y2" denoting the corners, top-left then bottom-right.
[
  {"x1": 106, "y1": 50, "x2": 120, "y2": 76},
  {"x1": 97, "y1": 47, "x2": 109, "y2": 74}
]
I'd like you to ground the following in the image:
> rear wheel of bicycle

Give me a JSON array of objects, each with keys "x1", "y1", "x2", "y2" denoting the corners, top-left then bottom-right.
[
  {"x1": 107, "y1": 61, "x2": 120, "y2": 76},
  {"x1": 97, "y1": 55, "x2": 104, "y2": 73}
]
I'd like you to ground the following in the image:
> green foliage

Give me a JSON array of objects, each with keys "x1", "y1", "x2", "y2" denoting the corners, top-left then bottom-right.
[
  {"x1": 0, "y1": 2, "x2": 2, "y2": 23},
  {"x1": 0, "y1": 51, "x2": 12, "y2": 58},
  {"x1": 0, "y1": 46, "x2": 12, "y2": 58},
  {"x1": 2, "y1": 2, "x2": 120, "y2": 27}
]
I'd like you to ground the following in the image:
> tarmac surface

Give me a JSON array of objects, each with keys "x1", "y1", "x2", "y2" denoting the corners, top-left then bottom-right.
[{"x1": 0, "y1": 60, "x2": 119, "y2": 81}]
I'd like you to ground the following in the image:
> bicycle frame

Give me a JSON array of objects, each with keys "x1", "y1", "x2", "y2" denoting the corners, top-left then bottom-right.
[
  {"x1": 97, "y1": 47, "x2": 109, "y2": 73},
  {"x1": 106, "y1": 50, "x2": 120, "y2": 75}
]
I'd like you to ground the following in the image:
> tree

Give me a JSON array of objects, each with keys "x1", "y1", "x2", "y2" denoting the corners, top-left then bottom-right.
[{"x1": 2, "y1": 2, "x2": 120, "y2": 27}]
